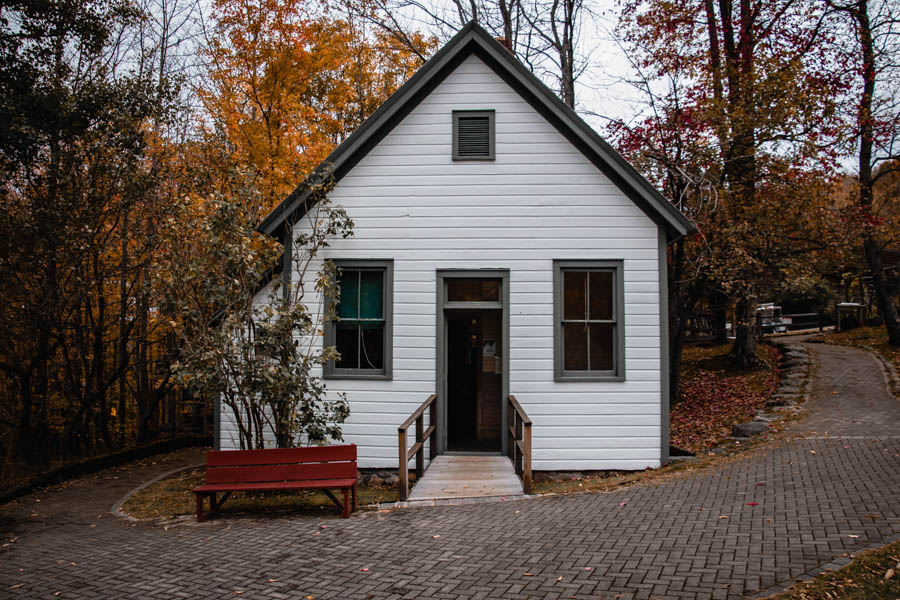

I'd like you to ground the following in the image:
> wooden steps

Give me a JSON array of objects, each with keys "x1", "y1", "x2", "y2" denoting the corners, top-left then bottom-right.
[{"x1": 407, "y1": 455, "x2": 524, "y2": 500}]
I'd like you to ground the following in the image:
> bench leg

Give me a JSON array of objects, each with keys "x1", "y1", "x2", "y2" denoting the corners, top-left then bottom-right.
[
  {"x1": 352, "y1": 482, "x2": 358, "y2": 512},
  {"x1": 210, "y1": 491, "x2": 231, "y2": 519},
  {"x1": 196, "y1": 493, "x2": 206, "y2": 522},
  {"x1": 341, "y1": 487, "x2": 351, "y2": 518}
]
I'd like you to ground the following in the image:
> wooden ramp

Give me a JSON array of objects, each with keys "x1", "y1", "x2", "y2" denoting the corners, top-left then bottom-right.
[{"x1": 407, "y1": 455, "x2": 524, "y2": 500}]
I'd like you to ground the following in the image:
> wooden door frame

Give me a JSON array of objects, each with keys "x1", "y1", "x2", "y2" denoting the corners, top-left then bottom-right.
[{"x1": 435, "y1": 269, "x2": 510, "y2": 455}]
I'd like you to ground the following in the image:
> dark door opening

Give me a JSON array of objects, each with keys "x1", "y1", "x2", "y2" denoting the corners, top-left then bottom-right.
[{"x1": 446, "y1": 310, "x2": 502, "y2": 452}]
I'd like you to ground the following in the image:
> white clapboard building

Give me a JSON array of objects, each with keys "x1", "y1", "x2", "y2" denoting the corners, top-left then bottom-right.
[{"x1": 217, "y1": 22, "x2": 694, "y2": 480}]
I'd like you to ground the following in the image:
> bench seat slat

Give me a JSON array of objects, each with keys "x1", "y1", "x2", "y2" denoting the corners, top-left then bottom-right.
[
  {"x1": 206, "y1": 462, "x2": 357, "y2": 484},
  {"x1": 206, "y1": 446, "x2": 356, "y2": 467},
  {"x1": 194, "y1": 478, "x2": 357, "y2": 493}
]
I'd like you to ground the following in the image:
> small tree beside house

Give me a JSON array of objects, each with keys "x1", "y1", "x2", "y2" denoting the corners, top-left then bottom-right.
[{"x1": 168, "y1": 175, "x2": 353, "y2": 449}]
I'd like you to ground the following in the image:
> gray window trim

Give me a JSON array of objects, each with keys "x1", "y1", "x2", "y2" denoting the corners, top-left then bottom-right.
[
  {"x1": 452, "y1": 110, "x2": 496, "y2": 161},
  {"x1": 324, "y1": 259, "x2": 394, "y2": 380},
  {"x1": 553, "y1": 260, "x2": 625, "y2": 382}
]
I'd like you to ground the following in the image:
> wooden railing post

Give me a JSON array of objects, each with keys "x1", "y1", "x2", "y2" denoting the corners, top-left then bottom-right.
[
  {"x1": 515, "y1": 415, "x2": 523, "y2": 476},
  {"x1": 398, "y1": 427, "x2": 409, "y2": 501},
  {"x1": 507, "y1": 401, "x2": 514, "y2": 462},
  {"x1": 507, "y1": 395, "x2": 532, "y2": 495},
  {"x1": 429, "y1": 399, "x2": 438, "y2": 459},
  {"x1": 522, "y1": 420, "x2": 532, "y2": 494},
  {"x1": 415, "y1": 413, "x2": 424, "y2": 479}
]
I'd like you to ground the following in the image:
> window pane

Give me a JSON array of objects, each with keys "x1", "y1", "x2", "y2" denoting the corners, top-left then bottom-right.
[
  {"x1": 359, "y1": 322, "x2": 385, "y2": 369},
  {"x1": 589, "y1": 323, "x2": 615, "y2": 371},
  {"x1": 563, "y1": 271, "x2": 586, "y2": 320},
  {"x1": 563, "y1": 323, "x2": 588, "y2": 370},
  {"x1": 359, "y1": 270, "x2": 384, "y2": 319},
  {"x1": 335, "y1": 322, "x2": 359, "y2": 369},
  {"x1": 446, "y1": 278, "x2": 500, "y2": 302},
  {"x1": 589, "y1": 271, "x2": 614, "y2": 320},
  {"x1": 337, "y1": 270, "x2": 359, "y2": 319}
]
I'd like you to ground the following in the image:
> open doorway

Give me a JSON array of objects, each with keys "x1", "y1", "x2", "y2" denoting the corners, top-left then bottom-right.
[{"x1": 446, "y1": 310, "x2": 502, "y2": 452}]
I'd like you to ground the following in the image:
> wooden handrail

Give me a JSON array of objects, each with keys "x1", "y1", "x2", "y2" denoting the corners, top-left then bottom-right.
[
  {"x1": 506, "y1": 394, "x2": 532, "y2": 494},
  {"x1": 398, "y1": 394, "x2": 437, "y2": 501}
]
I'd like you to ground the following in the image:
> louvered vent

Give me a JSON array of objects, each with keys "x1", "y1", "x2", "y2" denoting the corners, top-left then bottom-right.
[{"x1": 456, "y1": 116, "x2": 491, "y2": 157}]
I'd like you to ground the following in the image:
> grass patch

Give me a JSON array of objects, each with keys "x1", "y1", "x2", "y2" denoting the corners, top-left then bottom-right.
[
  {"x1": 121, "y1": 468, "x2": 399, "y2": 519},
  {"x1": 670, "y1": 343, "x2": 780, "y2": 453},
  {"x1": 772, "y1": 540, "x2": 900, "y2": 599}
]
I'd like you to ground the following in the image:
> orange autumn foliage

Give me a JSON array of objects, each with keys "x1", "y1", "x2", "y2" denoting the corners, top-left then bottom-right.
[{"x1": 201, "y1": 0, "x2": 434, "y2": 212}]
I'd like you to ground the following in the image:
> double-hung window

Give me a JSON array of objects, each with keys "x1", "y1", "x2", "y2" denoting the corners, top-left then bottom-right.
[
  {"x1": 325, "y1": 260, "x2": 393, "y2": 379},
  {"x1": 553, "y1": 260, "x2": 625, "y2": 381}
]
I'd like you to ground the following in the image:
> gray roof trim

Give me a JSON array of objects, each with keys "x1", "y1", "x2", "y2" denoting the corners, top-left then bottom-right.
[{"x1": 258, "y1": 21, "x2": 695, "y2": 242}]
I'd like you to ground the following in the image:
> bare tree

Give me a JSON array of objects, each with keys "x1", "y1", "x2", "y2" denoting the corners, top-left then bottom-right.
[
  {"x1": 336, "y1": 0, "x2": 589, "y2": 108},
  {"x1": 520, "y1": 0, "x2": 588, "y2": 108}
]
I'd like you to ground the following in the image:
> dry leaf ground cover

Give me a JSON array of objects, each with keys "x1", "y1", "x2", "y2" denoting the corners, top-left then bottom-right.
[
  {"x1": 670, "y1": 343, "x2": 780, "y2": 454},
  {"x1": 121, "y1": 467, "x2": 398, "y2": 519},
  {"x1": 771, "y1": 539, "x2": 900, "y2": 599}
]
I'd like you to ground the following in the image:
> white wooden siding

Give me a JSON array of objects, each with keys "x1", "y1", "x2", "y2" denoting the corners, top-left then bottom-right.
[{"x1": 219, "y1": 54, "x2": 663, "y2": 471}]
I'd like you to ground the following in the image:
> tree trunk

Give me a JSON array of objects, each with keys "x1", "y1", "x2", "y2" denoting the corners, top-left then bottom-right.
[
  {"x1": 16, "y1": 368, "x2": 34, "y2": 460},
  {"x1": 853, "y1": 0, "x2": 900, "y2": 346},
  {"x1": 668, "y1": 239, "x2": 687, "y2": 404},
  {"x1": 712, "y1": 291, "x2": 729, "y2": 344},
  {"x1": 118, "y1": 207, "x2": 129, "y2": 448},
  {"x1": 730, "y1": 297, "x2": 761, "y2": 368}
]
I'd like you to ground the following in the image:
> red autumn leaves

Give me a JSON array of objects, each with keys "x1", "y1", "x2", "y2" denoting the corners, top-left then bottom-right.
[{"x1": 671, "y1": 345, "x2": 780, "y2": 453}]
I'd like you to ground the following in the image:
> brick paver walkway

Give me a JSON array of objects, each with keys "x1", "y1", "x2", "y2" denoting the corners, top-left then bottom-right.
[{"x1": 2, "y1": 341, "x2": 899, "y2": 599}]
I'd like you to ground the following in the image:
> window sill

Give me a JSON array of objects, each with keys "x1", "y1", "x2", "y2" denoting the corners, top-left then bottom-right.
[
  {"x1": 324, "y1": 372, "x2": 393, "y2": 381},
  {"x1": 554, "y1": 374, "x2": 625, "y2": 383}
]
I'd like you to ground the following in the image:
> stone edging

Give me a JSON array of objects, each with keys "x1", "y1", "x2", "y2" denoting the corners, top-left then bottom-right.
[
  {"x1": 722, "y1": 341, "x2": 812, "y2": 445},
  {"x1": 110, "y1": 463, "x2": 204, "y2": 522},
  {"x1": 750, "y1": 531, "x2": 900, "y2": 599}
]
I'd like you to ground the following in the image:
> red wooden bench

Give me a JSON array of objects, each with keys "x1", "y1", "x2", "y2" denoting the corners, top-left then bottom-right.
[{"x1": 193, "y1": 444, "x2": 358, "y2": 521}]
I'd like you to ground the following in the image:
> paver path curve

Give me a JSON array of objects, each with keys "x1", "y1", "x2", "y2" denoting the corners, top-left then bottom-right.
[{"x1": 1, "y1": 340, "x2": 899, "y2": 599}]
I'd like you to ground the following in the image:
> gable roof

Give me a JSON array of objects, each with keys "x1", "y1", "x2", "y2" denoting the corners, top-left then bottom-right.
[{"x1": 258, "y1": 21, "x2": 696, "y2": 243}]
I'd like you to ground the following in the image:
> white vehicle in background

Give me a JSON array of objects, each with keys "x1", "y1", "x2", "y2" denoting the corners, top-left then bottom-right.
[{"x1": 756, "y1": 302, "x2": 790, "y2": 333}]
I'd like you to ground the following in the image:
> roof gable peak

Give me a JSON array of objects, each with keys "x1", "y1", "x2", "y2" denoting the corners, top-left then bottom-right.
[{"x1": 258, "y1": 20, "x2": 694, "y2": 242}]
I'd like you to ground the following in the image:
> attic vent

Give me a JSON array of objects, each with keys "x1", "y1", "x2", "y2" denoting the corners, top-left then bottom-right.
[{"x1": 452, "y1": 110, "x2": 495, "y2": 160}]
